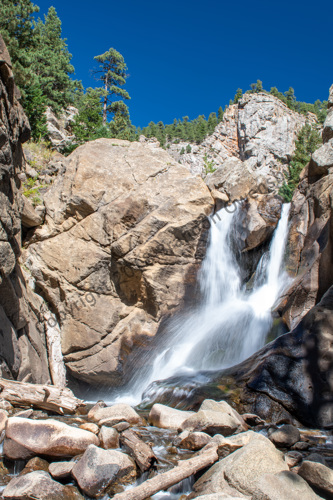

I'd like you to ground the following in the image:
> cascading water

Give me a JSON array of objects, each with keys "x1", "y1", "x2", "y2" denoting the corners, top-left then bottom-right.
[{"x1": 113, "y1": 202, "x2": 291, "y2": 405}]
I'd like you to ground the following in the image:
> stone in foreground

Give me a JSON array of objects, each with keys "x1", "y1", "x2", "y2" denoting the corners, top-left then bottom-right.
[
  {"x1": 252, "y1": 470, "x2": 321, "y2": 500},
  {"x1": 88, "y1": 403, "x2": 142, "y2": 426},
  {"x1": 148, "y1": 403, "x2": 194, "y2": 430},
  {"x1": 268, "y1": 424, "x2": 300, "y2": 448},
  {"x1": 298, "y1": 460, "x2": 333, "y2": 496},
  {"x1": 71, "y1": 444, "x2": 136, "y2": 497},
  {"x1": 3, "y1": 470, "x2": 83, "y2": 499},
  {"x1": 5, "y1": 417, "x2": 99, "y2": 457}
]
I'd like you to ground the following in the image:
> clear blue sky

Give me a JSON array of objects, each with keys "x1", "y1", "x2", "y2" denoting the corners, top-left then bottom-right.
[{"x1": 37, "y1": 0, "x2": 333, "y2": 128}]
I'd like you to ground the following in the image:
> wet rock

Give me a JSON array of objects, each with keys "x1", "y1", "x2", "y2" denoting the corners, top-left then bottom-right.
[
  {"x1": 20, "y1": 457, "x2": 49, "y2": 475},
  {"x1": 88, "y1": 403, "x2": 142, "y2": 426},
  {"x1": 178, "y1": 431, "x2": 211, "y2": 451},
  {"x1": 4, "y1": 438, "x2": 35, "y2": 460},
  {"x1": 113, "y1": 421, "x2": 130, "y2": 432},
  {"x1": 5, "y1": 417, "x2": 99, "y2": 457},
  {"x1": 3, "y1": 470, "x2": 83, "y2": 499},
  {"x1": 298, "y1": 460, "x2": 333, "y2": 496},
  {"x1": 148, "y1": 403, "x2": 194, "y2": 430},
  {"x1": 120, "y1": 428, "x2": 155, "y2": 472},
  {"x1": 253, "y1": 470, "x2": 321, "y2": 499},
  {"x1": 292, "y1": 441, "x2": 311, "y2": 451},
  {"x1": 49, "y1": 461, "x2": 74, "y2": 480},
  {"x1": 71, "y1": 444, "x2": 136, "y2": 498},
  {"x1": 241, "y1": 413, "x2": 265, "y2": 426},
  {"x1": 99, "y1": 426, "x2": 119, "y2": 449},
  {"x1": 269, "y1": 425, "x2": 300, "y2": 448}
]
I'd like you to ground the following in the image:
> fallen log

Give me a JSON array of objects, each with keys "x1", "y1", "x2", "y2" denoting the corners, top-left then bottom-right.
[
  {"x1": 112, "y1": 444, "x2": 218, "y2": 500},
  {"x1": 0, "y1": 378, "x2": 84, "y2": 414},
  {"x1": 120, "y1": 429, "x2": 156, "y2": 472}
]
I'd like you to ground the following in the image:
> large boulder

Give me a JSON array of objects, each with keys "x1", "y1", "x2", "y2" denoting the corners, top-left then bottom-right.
[
  {"x1": 298, "y1": 460, "x2": 333, "y2": 497},
  {"x1": 5, "y1": 417, "x2": 99, "y2": 458},
  {"x1": 71, "y1": 444, "x2": 136, "y2": 497},
  {"x1": 3, "y1": 470, "x2": 83, "y2": 499},
  {"x1": 252, "y1": 470, "x2": 321, "y2": 500},
  {"x1": 88, "y1": 402, "x2": 142, "y2": 426},
  {"x1": 148, "y1": 403, "x2": 194, "y2": 430},
  {"x1": 25, "y1": 138, "x2": 214, "y2": 387}
]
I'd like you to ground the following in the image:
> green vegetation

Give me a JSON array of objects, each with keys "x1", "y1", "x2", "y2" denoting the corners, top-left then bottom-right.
[
  {"x1": 279, "y1": 124, "x2": 322, "y2": 202},
  {"x1": 203, "y1": 154, "x2": 216, "y2": 175}
]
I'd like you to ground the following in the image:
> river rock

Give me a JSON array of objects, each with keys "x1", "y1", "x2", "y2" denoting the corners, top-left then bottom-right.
[
  {"x1": 3, "y1": 470, "x2": 83, "y2": 499},
  {"x1": 79, "y1": 422, "x2": 99, "y2": 434},
  {"x1": 252, "y1": 470, "x2": 321, "y2": 500},
  {"x1": 193, "y1": 495, "x2": 248, "y2": 499},
  {"x1": 212, "y1": 430, "x2": 267, "y2": 458},
  {"x1": 49, "y1": 461, "x2": 74, "y2": 480},
  {"x1": 178, "y1": 431, "x2": 211, "y2": 450},
  {"x1": 99, "y1": 426, "x2": 119, "y2": 449},
  {"x1": 25, "y1": 138, "x2": 214, "y2": 387},
  {"x1": 5, "y1": 417, "x2": 99, "y2": 457},
  {"x1": 88, "y1": 403, "x2": 142, "y2": 426},
  {"x1": 190, "y1": 437, "x2": 288, "y2": 498},
  {"x1": 284, "y1": 451, "x2": 303, "y2": 468},
  {"x1": 20, "y1": 457, "x2": 49, "y2": 475},
  {"x1": 3, "y1": 438, "x2": 35, "y2": 460},
  {"x1": 298, "y1": 460, "x2": 333, "y2": 496},
  {"x1": 148, "y1": 403, "x2": 194, "y2": 430},
  {"x1": 180, "y1": 407, "x2": 245, "y2": 436},
  {"x1": 200, "y1": 400, "x2": 248, "y2": 431},
  {"x1": 71, "y1": 444, "x2": 136, "y2": 497},
  {"x1": 306, "y1": 453, "x2": 327, "y2": 466},
  {"x1": 269, "y1": 425, "x2": 300, "y2": 448}
]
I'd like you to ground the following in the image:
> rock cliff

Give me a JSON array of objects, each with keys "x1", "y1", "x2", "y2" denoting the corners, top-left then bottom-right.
[
  {"x1": 0, "y1": 35, "x2": 63, "y2": 385},
  {"x1": 25, "y1": 139, "x2": 214, "y2": 387}
]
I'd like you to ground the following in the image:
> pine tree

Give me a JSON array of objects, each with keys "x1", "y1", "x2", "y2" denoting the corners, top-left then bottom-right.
[
  {"x1": 0, "y1": 0, "x2": 39, "y2": 88},
  {"x1": 233, "y1": 88, "x2": 243, "y2": 103},
  {"x1": 31, "y1": 7, "x2": 74, "y2": 113},
  {"x1": 207, "y1": 112, "x2": 218, "y2": 134},
  {"x1": 218, "y1": 106, "x2": 224, "y2": 122},
  {"x1": 72, "y1": 87, "x2": 104, "y2": 143},
  {"x1": 93, "y1": 48, "x2": 130, "y2": 128}
]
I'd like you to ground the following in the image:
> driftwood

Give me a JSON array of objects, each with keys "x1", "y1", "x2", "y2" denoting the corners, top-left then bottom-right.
[
  {"x1": 120, "y1": 429, "x2": 156, "y2": 472},
  {"x1": 0, "y1": 378, "x2": 84, "y2": 414},
  {"x1": 113, "y1": 444, "x2": 219, "y2": 500}
]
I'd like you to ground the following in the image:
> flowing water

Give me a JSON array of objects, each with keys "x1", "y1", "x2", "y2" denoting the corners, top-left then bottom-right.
[{"x1": 111, "y1": 203, "x2": 291, "y2": 406}]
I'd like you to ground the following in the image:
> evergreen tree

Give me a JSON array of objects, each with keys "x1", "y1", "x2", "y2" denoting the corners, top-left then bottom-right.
[
  {"x1": 0, "y1": 0, "x2": 39, "y2": 88},
  {"x1": 279, "y1": 124, "x2": 322, "y2": 201},
  {"x1": 233, "y1": 88, "x2": 243, "y2": 103},
  {"x1": 21, "y1": 80, "x2": 47, "y2": 140},
  {"x1": 31, "y1": 7, "x2": 74, "y2": 113},
  {"x1": 207, "y1": 112, "x2": 218, "y2": 134},
  {"x1": 72, "y1": 87, "x2": 104, "y2": 143},
  {"x1": 93, "y1": 48, "x2": 130, "y2": 128},
  {"x1": 217, "y1": 106, "x2": 224, "y2": 122}
]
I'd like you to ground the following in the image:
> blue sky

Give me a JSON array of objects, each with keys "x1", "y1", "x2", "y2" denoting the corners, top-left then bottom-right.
[{"x1": 37, "y1": 0, "x2": 333, "y2": 128}]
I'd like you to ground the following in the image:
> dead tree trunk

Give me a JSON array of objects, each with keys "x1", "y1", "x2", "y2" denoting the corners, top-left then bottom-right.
[
  {"x1": 0, "y1": 378, "x2": 83, "y2": 414},
  {"x1": 112, "y1": 444, "x2": 218, "y2": 500}
]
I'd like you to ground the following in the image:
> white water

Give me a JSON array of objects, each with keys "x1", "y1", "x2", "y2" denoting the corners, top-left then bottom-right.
[{"x1": 113, "y1": 203, "x2": 291, "y2": 405}]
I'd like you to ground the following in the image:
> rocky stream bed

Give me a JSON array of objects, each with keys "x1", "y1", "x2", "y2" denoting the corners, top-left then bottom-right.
[{"x1": 0, "y1": 393, "x2": 333, "y2": 500}]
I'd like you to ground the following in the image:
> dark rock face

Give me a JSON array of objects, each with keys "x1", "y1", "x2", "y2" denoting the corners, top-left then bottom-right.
[{"x1": 0, "y1": 35, "x2": 52, "y2": 383}]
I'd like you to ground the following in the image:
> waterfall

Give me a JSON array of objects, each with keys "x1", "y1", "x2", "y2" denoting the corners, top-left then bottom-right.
[{"x1": 112, "y1": 203, "x2": 291, "y2": 405}]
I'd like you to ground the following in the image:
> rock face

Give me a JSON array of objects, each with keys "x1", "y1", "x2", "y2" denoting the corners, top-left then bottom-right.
[
  {"x1": 25, "y1": 138, "x2": 214, "y2": 387},
  {"x1": 46, "y1": 106, "x2": 78, "y2": 149},
  {"x1": 168, "y1": 93, "x2": 312, "y2": 185},
  {"x1": 0, "y1": 35, "x2": 58, "y2": 384}
]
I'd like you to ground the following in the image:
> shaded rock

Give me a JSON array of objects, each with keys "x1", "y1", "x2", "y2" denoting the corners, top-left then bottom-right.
[
  {"x1": 120, "y1": 428, "x2": 155, "y2": 472},
  {"x1": 284, "y1": 451, "x2": 303, "y2": 468},
  {"x1": 253, "y1": 470, "x2": 321, "y2": 500},
  {"x1": 3, "y1": 470, "x2": 83, "y2": 499},
  {"x1": 113, "y1": 421, "x2": 130, "y2": 432},
  {"x1": 88, "y1": 403, "x2": 141, "y2": 426},
  {"x1": 4, "y1": 437, "x2": 35, "y2": 460},
  {"x1": 148, "y1": 404, "x2": 194, "y2": 430},
  {"x1": 306, "y1": 453, "x2": 327, "y2": 466},
  {"x1": 298, "y1": 460, "x2": 333, "y2": 496},
  {"x1": 323, "y1": 108, "x2": 333, "y2": 143},
  {"x1": 241, "y1": 413, "x2": 265, "y2": 426},
  {"x1": 20, "y1": 457, "x2": 49, "y2": 475},
  {"x1": 49, "y1": 461, "x2": 74, "y2": 480},
  {"x1": 269, "y1": 425, "x2": 300, "y2": 448},
  {"x1": 71, "y1": 444, "x2": 136, "y2": 498},
  {"x1": 5, "y1": 417, "x2": 99, "y2": 457},
  {"x1": 21, "y1": 197, "x2": 43, "y2": 228},
  {"x1": 99, "y1": 426, "x2": 119, "y2": 449}
]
